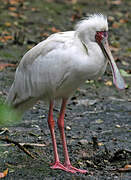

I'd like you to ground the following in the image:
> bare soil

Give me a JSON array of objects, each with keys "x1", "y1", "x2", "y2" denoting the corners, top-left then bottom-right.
[{"x1": 0, "y1": 0, "x2": 131, "y2": 179}]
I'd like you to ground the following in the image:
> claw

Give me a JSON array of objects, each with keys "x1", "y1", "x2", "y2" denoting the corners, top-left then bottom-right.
[
  {"x1": 50, "y1": 162, "x2": 87, "y2": 174},
  {"x1": 50, "y1": 162, "x2": 76, "y2": 173},
  {"x1": 64, "y1": 164, "x2": 87, "y2": 174}
]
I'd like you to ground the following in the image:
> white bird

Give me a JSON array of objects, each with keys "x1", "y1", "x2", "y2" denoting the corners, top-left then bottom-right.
[{"x1": 6, "y1": 14, "x2": 125, "y2": 173}]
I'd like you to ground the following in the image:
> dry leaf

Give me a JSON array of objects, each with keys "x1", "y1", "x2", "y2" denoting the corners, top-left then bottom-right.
[
  {"x1": 2, "y1": 31, "x2": 10, "y2": 35},
  {"x1": 31, "y1": 7, "x2": 38, "y2": 12},
  {"x1": 110, "y1": 46, "x2": 120, "y2": 52},
  {"x1": 0, "y1": 63, "x2": 16, "y2": 71},
  {"x1": 0, "y1": 37, "x2": 6, "y2": 43},
  {"x1": 0, "y1": 35, "x2": 13, "y2": 43},
  {"x1": 115, "y1": 124, "x2": 121, "y2": 128},
  {"x1": 120, "y1": 69, "x2": 131, "y2": 77},
  {"x1": 117, "y1": 165, "x2": 131, "y2": 172},
  {"x1": 49, "y1": 27, "x2": 60, "y2": 33},
  {"x1": 105, "y1": 80, "x2": 112, "y2": 86},
  {"x1": 0, "y1": 168, "x2": 8, "y2": 178},
  {"x1": 119, "y1": 19, "x2": 127, "y2": 24},
  {"x1": 9, "y1": 0, "x2": 20, "y2": 5},
  {"x1": 108, "y1": 16, "x2": 115, "y2": 22},
  {"x1": 8, "y1": 12, "x2": 19, "y2": 17},
  {"x1": 4, "y1": 35, "x2": 13, "y2": 40},
  {"x1": 112, "y1": 22, "x2": 120, "y2": 29},
  {"x1": 124, "y1": 165, "x2": 131, "y2": 169},
  {"x1": 71, "y1": 14, "x2": 81, "y2": 21},
  {"x1": 98, "y1": 142, "x2": 104, "y2": 146},
  {"x1": 110, "y1": 0, "x2": 122, "y2": 5},
  {"x1": 66, "y1": 0, "x2": 78, "y2": 4},
  {"x1": 66, "y1": 126, "x2": 71, "y2": 130},
  {"x1": 8, "y1": 7, "x2": 17, "y2": 11},
  {"x1": 70, "y1": 0, "x2": 77, "y2": 4},
  {"x1": 95, "y1": 119, "x2": 104, "y2": 124},
  {"x1": 41, "y1": 32, "x2": 49, "y2": 37},
  {"x1": 4, "y1": 22, "x2": 11, "y2": 27}
]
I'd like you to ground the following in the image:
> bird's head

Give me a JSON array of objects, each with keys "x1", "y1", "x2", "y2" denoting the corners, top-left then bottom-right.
[{"x1": 75, "y1": 14, "x2": 125, "y2": 90}]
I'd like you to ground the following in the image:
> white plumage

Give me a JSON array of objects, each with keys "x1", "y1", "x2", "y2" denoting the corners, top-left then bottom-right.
[
  {"x1": 6, "y1": 15, "x2": 109, "y2": 110},
  {"x1": 6, "y1": 14, "x2": 125, "y2": 173}
]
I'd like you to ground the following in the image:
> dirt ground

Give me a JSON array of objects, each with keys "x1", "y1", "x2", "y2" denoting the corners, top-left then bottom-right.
[{"x1": 0, "y1": 0, "x2": 131, "y2": 179}]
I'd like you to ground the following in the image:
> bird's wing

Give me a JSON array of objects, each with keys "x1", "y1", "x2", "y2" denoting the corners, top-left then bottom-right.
[
  {"x1": 6, "y1": 31, "x2": 76, "y2": 109},
  {"x1": 19, "y1": 31, "x2": 75, "y2": 68}
]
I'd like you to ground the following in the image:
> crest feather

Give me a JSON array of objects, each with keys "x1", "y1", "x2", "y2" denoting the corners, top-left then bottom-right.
[{"x1": 75, "y1": 14, "x2": 108, "y2": 33}]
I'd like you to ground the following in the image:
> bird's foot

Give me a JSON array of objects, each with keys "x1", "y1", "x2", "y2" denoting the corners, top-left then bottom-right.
[
  {"x1": 50, "y1": 161, "x2": 76, "y2": 173},
  {"x1": 64, "y1": 164, "x2": 87, "y2": 174}
]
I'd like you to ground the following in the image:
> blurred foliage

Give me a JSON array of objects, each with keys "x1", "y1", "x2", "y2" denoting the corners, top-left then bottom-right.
[{"x1": 0, "y1": 100, "x2": 21, "y2": 126}]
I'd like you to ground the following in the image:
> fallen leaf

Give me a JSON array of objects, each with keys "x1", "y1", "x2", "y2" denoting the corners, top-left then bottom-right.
[
  {"x1": 110, "y1": 0, "x2": 122, "y2": 5},
  {"x1": 9, "y1": 0, "x2": 20, "y2": 5},
  {"x1": 121, "y1": 61, "x2": 129, "y2": 66},
  {"x1": 95, "y1": 119, "x2": 104, "y2": 124},
  {"x1": 71, "y1": 13, "x2": 81, "y2": 21},
  {"x1": 75, "y1": 99, "x2": 98, "y2": 106},
  {"x1": 85, "y1": 80, "x2": 94, "y2": 84},
  {"x1": 0, "y1": 37, "x2": 6, "y2": 43},
  {"x1": 98, "y1": 142, "x2": 104, "y2": 146},
  {"x1": 110, "y1": 46, "x2": 120, "y2": 52},
  {"x1": 105, "y1": 80, "x2": 112, "y2": 86},
  {"x1": 112, "y1": 22, "x2": 120, "y2": 29},
  {"x1": 0, "y1": 35, "x2": 13, "y2": 43},
  {"x1": 49, "y1": 27, "x2": 60, "y2": 33},
  {"x1": 8, "y1": 7, "x2": 17, "y2": 11},
  {"x1": 8, "y1": 12, "x2": 19, "y2": 17},
  {"x1": 0, "y1": 63, "x2": 16, "y2": 71},
  {"x1": 66, "y1": 126, "x2": 71, "y2": 130},
  {"x1": 70, "y1": 0, "x2": 78, "y2": 4},
  {"x1": 108, "y1": 16, "x2": 115, "y2": 22},
  {"x1": 0, "y1": 143, "x2": 46, "y2": 147},
  {"x1": 2, "y1": 31, "x2": 10, "y2": 35},
  {"x1": 31, "y1": 7, "x2": 38, "y2": 12},
  {"x1": 4, "y1": 22, "x2": 11, "y2": 27},
  {"x1": 79, "y1": 139, "x2": 88, "y2": 145},
  {"x1": 0, "y1": 168, "x2": 8, "y2": 178},
  {"x1": 120, "y1": 69, "x2": 131, "y2": 77},
  {"x1": 38, "y1": 114, "x2": 45, "y2": 119},
  {"x1": 4, "y1": 35, "x2": 13, "y2": 40},
  {"x1": 0, "y1": 128, "x2": 9, "y2": 135},
  {"x1": 119, "y1": 19, "x2": 128, "y2": 24},
  {"x1": 116, "y1": 124, "x2": 121, "y2": 128},
  {"x1": 41, "y1": 32, "x2": 49, "y2": 37},
  {"x1": 117, "y1": 166, "x2": 131, "y2": 172},
  {"x1": 124, "y1": 165, "x2": 131, "y2": 169}
]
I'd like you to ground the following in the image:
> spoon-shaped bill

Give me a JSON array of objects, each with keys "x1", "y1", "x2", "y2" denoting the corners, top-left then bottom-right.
[{"x1": 100, "y1": 40, "x2": 125, "y2": 90}]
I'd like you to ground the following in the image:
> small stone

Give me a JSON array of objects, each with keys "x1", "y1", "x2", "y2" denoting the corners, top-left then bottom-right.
[
  {"x1": 115, "y1": 124, "x2": 121, "y2": 128},
  {"x1": 39, "y1": 115, "x2": 45, "y2": 119},
  {"x1": 66, "y1": 126, "x2": 71, "y2": 130},
  {"x1": 79, "y1": 139, "x2": 88, "y2": 145},
  {"x1": 95, "y1": 119, "x2": 104, "y2": 124}
]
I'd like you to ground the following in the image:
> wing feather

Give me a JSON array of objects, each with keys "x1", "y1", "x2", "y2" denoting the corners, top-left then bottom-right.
[{"x1": 19, "y1": 31, "x2": 75, "y2": 68}]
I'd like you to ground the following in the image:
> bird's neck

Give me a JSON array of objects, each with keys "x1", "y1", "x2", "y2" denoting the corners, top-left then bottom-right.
[{"x1": 75, "y1": 29, "x2": 95, "y2": 45}]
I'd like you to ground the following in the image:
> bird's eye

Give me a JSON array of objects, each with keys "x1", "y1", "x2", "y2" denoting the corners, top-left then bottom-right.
[{"x1": 103, "y1": 31, "x2": 108, "y2": 38}]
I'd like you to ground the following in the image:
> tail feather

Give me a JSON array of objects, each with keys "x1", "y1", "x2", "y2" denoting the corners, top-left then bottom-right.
[
  {"x1": 5, "y1": 83, "x2": 16, "y2": 106},
  {"x1": 5, "y1": 83, "x2": 37, "y2": 114}
]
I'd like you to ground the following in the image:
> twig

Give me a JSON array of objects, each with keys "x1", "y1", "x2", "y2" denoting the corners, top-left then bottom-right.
[
  {"x1": 0, "y1": 136, "x2": 36, "y2": 159},
  {"x1": 124, "y1": 149, "x2": 131, "y2": 154},
  {"x1": 92, "y1": 136, "x2": 99, "y2": 150},
  {"x1": 0, "y1": 143, "x2": 46, "y2": 147},
  {"x1": 110, "y1": 168, "x2": 131, "y2": 173}
]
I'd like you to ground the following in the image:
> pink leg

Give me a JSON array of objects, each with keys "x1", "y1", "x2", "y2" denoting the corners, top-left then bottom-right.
[
  {"x1": 48, "y1": 101, "x2": 74, "y2": 172},
  {"x1": 57, "y1": 99, "x2": 87, "y2": 174}
]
